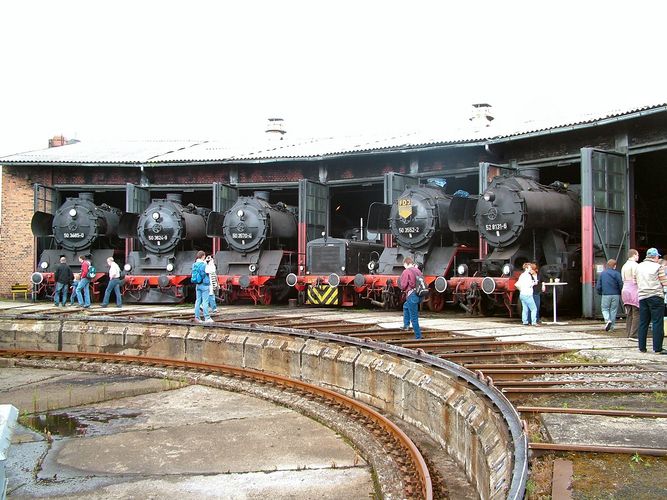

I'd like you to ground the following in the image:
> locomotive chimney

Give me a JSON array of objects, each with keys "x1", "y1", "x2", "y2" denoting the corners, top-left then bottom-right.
[
  {"x1": 254, "y1": 191, "x2": 270, "y2": 202},
  {"x1": 79, "y1": 192, "x2": 94, "y2": 201},
  {"x1": 166, "y1": 193, "x2": 182, "y2": 203},
  {"x1": 469, "y1": 103, "x2": 494, "y2": 133},
  {"x1": 265, "y1": 117, "x2": 286, "y2": 141}
]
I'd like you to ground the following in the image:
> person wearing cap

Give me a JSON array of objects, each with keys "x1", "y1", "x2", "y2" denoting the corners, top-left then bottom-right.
[
  {"x1": 595, "y1": 259, "x2": 622, "y2": 332},
  {"x1": 636, "y1": 247, "x2": 667, "y2": 354},
  {"x1": 53, "y1": 255, "x2": 74, "y2": 307}
]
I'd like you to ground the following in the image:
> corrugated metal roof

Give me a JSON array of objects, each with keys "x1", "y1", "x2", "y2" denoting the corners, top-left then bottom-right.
[{"x1": 1, "y1": 103, "x2": 665, "y2": 165}]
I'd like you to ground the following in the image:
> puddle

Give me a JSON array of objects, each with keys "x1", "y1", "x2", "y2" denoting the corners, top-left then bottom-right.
[{"x1": 20, "y1": 409, "x2": 142, "y2": 437}]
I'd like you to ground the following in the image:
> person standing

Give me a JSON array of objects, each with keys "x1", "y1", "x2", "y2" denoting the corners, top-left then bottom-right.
[
  {"x1": 595, "y1": 259, "x2": 623, "y2": 331},
  {"x1": 192, "y1": 251, "x2": 213, "y2": 323},
  {"x1": 516, "y1": 263, "x2": 539, "y2": 326},
  {"x1": 531, "y1": 263, "x2": 545, "y2": 324},
  {"x1": 636, "y1": 248, "x2": 667, "y2": 354},
  {"x1": 205, "y1": 255, "x2": 218, "y2": 314},
  {"x1": 100, "y1": 256, "x2": 123, "y2": 308},
  {"x1": 53, "y1": 255, "x2": 74, "y2": 307},
  {"x1": 75, "y1": 255, "x2": 92, "y2": 308},
  {"x1": 399, "y1": 257, "x2": 423, "y2": 339},
  {"x1": 621, "y1": 249, "x2": 640, "y2": 340}
]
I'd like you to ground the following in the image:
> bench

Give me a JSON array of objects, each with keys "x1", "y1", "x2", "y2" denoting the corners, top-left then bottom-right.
[{"x1": 10, "y1": 284, "x2": 29, "y2": 300}]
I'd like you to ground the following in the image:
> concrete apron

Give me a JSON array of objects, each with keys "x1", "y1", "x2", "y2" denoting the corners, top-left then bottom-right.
[{"x1": 3, "y1": 366, "x2": 374, "y2": 499}]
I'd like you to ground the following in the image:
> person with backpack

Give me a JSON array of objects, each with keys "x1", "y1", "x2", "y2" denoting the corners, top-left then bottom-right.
[
  {"x1": 75, "y1": 254, "x2": 92, "y2": 308},
  {"x1": 399, "y1": 256, "x2": 424, "y2": 340},
  {"x1": 192, "y1": 250, "x2": 213, "y2": 323}
]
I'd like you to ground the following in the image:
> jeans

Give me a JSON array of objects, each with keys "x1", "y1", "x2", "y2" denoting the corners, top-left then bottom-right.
[
  {"x1": 76, "y1": 278, "x2": 91, "y2": 307},
  {"x1": 639, "y1": 295, "x2": 665, "y2": 352},
  {"x1": 625, "y1": 305, "x2": 639, "y2": 338},
  {"x1": 402, "y1": 292, "x2": 422, "y2": 339},
  {"x1": 601, "y1": 295, "x2": 620, "y2": 328},
  {"x1": 520, "y1": 294, "x2": 537, "y2": 325},
  {"x1": 101, "y1": 278, "x2": 123, "y2": 306},
  {"x1": 194, "y1": 283, "x2": 210, "y2": 320},
  {"x1": 533, "y1": 293, "x2": 541, "y2": 322},
  {"x1": 70, "y1": 281, "x2": 79, "y2": 304},
  {"x1": 54, "y1": 282, "x2": 68, "y2": 305},
  {"x1": 208, "y1": 293, "x2": 217, "y2": 312}
]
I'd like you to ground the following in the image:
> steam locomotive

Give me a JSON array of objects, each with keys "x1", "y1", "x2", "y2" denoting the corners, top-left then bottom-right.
[
  {"x1": 119, "y1": 193, "x2": 211, "y2": 303},
  {"x1": 30, "y1": 193, "x2": 123, "y2": 298},
  {"x1": 356, "y1": 183, "x2": 476, "y2": 310},
  {"x1": 448, "y1": 175, "x2": 581, "y2": 316},
  {"x1": 207, "y1": 192, "x2": 298, "y2": 305}
]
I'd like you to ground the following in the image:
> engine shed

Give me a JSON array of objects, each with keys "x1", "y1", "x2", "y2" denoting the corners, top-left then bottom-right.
[{"x1": 1, "y1": 103, "x2": 666, "y2": 317}]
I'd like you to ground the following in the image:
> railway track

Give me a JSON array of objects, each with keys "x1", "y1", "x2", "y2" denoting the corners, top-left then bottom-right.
[{"x1": 6, "y1": 303, "x2": 665, "y2": 496}]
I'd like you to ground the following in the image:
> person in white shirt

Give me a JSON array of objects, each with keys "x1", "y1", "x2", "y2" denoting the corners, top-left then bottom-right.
[
  {"x1": 205, "y1": 255, "x2": 218, "y2": 313},
  {"x1": 100, "y1": 256, "x2": 123, "y2": 308},
  {"x1": 516, "y1": 262, "x2": 539, "y2": 326}
]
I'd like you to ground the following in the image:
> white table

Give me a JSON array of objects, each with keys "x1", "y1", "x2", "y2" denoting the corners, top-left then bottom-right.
[{"x1": 543, "y1": 282, "x2": 568, "y2": 325}]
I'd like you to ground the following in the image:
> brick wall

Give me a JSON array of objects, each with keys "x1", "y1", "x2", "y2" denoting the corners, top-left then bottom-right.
[{"x1": 0, "y1": 167, "x2": 38, "y2": 295}]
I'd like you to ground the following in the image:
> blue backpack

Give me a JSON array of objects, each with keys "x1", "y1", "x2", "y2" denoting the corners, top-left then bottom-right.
[{"x1": 191, "y1": 263, "x2": 205, "y2": 284}]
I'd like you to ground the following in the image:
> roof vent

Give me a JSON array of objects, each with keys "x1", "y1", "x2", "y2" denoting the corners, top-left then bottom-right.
[
  {"x1": 265, "y1": 118, "x2": 286, "y2": 140},
  {"x1": 469, "y1": 103, "x2": 494, "y2": 132}
]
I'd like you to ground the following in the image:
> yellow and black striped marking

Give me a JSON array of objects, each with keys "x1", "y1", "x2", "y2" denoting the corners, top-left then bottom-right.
[{"x1": 306, "y1": 285, "x2": 340, "y2": 305}]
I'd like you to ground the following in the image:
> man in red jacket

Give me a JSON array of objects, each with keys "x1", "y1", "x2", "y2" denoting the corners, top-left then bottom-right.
[
  {"x1": 75, "y1": 254, "x2": 92, "y2": 308},
  {"x1": 399, "y1": 257, "x2": 423, "y2": 339}
]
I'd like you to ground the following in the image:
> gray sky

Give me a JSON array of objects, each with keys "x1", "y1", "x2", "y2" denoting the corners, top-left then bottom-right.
[{"x1": 1, "y1": 0, "x2": 666, "y2": 156}]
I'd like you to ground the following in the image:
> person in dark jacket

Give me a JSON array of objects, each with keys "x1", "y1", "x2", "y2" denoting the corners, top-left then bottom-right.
[
  {"x1": 596, "y1": 258, "x2": 623, "y2": 331},
  {"x1": 53, "y1": 255, "x2": 74, "y2": 307},
  {"x1": 399, "y1": 257, "x2": 423, "y2": 339}
]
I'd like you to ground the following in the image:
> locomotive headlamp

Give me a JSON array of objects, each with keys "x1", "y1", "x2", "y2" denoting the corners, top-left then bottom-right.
[
  {"x1": 483, "y1": 191, "x2": 495, "y2": 203},
  {"x1": 457, "y1": 264, "x2": 469, "y2": 276},
  {"x1": 152, "y1": 212, "x2": 160, "y2": 220},
  {"x1": 69, "y1": 208, "x2": 77, "y2": 217},
  {"x1": 124, "y1": 264, "x2": 132, "y2": 272},
  {"x1": 502, "y1": 263, "x2": 513, "y2": 276},
  {"x1": 248, "y1": 263, "x2": 257, "y2": 273},
  {"x1": 40, "y1": 261, "x2": 49, "y2": 270},
  {"x1": 237, "y1": 209, "x2": 244, "y2": 218},
  {"x1": 166, "y1": 263, "x2": 174, "y2": 272},
  {"x1": 368, "y1": 260, "x2": 377, "y2": 271}
]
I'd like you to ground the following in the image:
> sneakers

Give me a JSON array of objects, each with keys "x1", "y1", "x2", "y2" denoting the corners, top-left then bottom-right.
[
  {"x1": 204, "y1": 318, "x2": 214, "y2": 323},
  {"x1": 604, "y1": 321, "x2": 612, "y2": 332},
  {"x1": 399, "y1": 326, "x2": 411, "y2": 331},
  {"x1": 628, "y1": 337, "x2": 638, "y2": 342},
  {"x1": 194, "y1": 318, "x2": 203, "y2": 323}
]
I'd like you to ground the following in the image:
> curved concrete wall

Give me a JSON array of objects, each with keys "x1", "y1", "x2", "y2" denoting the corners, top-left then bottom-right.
[{"x1": 0, "y1": 319, "x2": 514, "y2": 499}]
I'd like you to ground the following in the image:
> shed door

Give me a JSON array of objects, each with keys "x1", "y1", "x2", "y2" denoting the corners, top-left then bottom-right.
[
  {"x1": 124, "y1": 183, "x2": 151, "y2": 254},
  {"x1": 298, "y1": 179, "x2": 329, "y2": 270},
  {"x1": 32, "y1": 184, "x2": 61, "y2": 267},
  {"x1": 212, "y1": 182, "x2": 238, "y2": 253},
  {"x1": 383, "y1": 172, "x2": 419, "y2": 247},
  {"x1": 581, "y1": 148, "x2": 629, "y2": 318}
]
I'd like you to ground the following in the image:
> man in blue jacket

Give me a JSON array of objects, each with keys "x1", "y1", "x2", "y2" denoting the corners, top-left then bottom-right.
[{"x1": 596, "y1": 259, "x2": 623, "y2": 331}]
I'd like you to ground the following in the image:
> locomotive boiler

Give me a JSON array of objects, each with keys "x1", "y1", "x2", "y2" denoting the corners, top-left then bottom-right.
[
  {"x1": 363, "y1": 183, "x2": 476, "y2": 310},
  {"x1": 30, "y1": 193, "x2": 123, "y2": 298},
  {"x1": 449, "y1": 175, "x2": 581, "y2": 316},
  {"x1": 119, "y1": 193, "x2": 211, "y2": 303},
  {"x1": 286, "y1": 234, "x2": 384, "y2": 306},
  {"x1": 207, "y1": 192, "x2": 298, "y2": 305}
]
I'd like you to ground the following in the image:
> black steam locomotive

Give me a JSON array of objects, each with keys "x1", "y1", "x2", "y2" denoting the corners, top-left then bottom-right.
[
  {"x1": 360, "y1": 183, "x2": 476, "y2": 310},
  {"x1": 207, "y1": 192, "x2": 298, "y2": 305},
  {"x1": 30, "y1": 193, "x2": 123, "y2": 298},
  {"x1": 119, "y1": 193, "x2": 211, "y2": 303},
  {"x1": 449, "y1": 175, "x2": 581, "y2": 316}
]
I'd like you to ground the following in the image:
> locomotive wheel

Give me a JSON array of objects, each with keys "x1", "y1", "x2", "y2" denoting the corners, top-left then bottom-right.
[
  {"x1": 479, "y1": 295, "x2": 496, "y2": 317},
  {"x1": 427, "y1": 291, "x2": 445, "y2": 312},
  {"x1": 261, "y1": 286, "x2": 273, "y2": 306}
]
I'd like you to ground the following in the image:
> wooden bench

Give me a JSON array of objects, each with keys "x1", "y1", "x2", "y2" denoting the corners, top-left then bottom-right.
[{"x1": 10, "y1": 284, "x2": 29, "y2": 300}]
